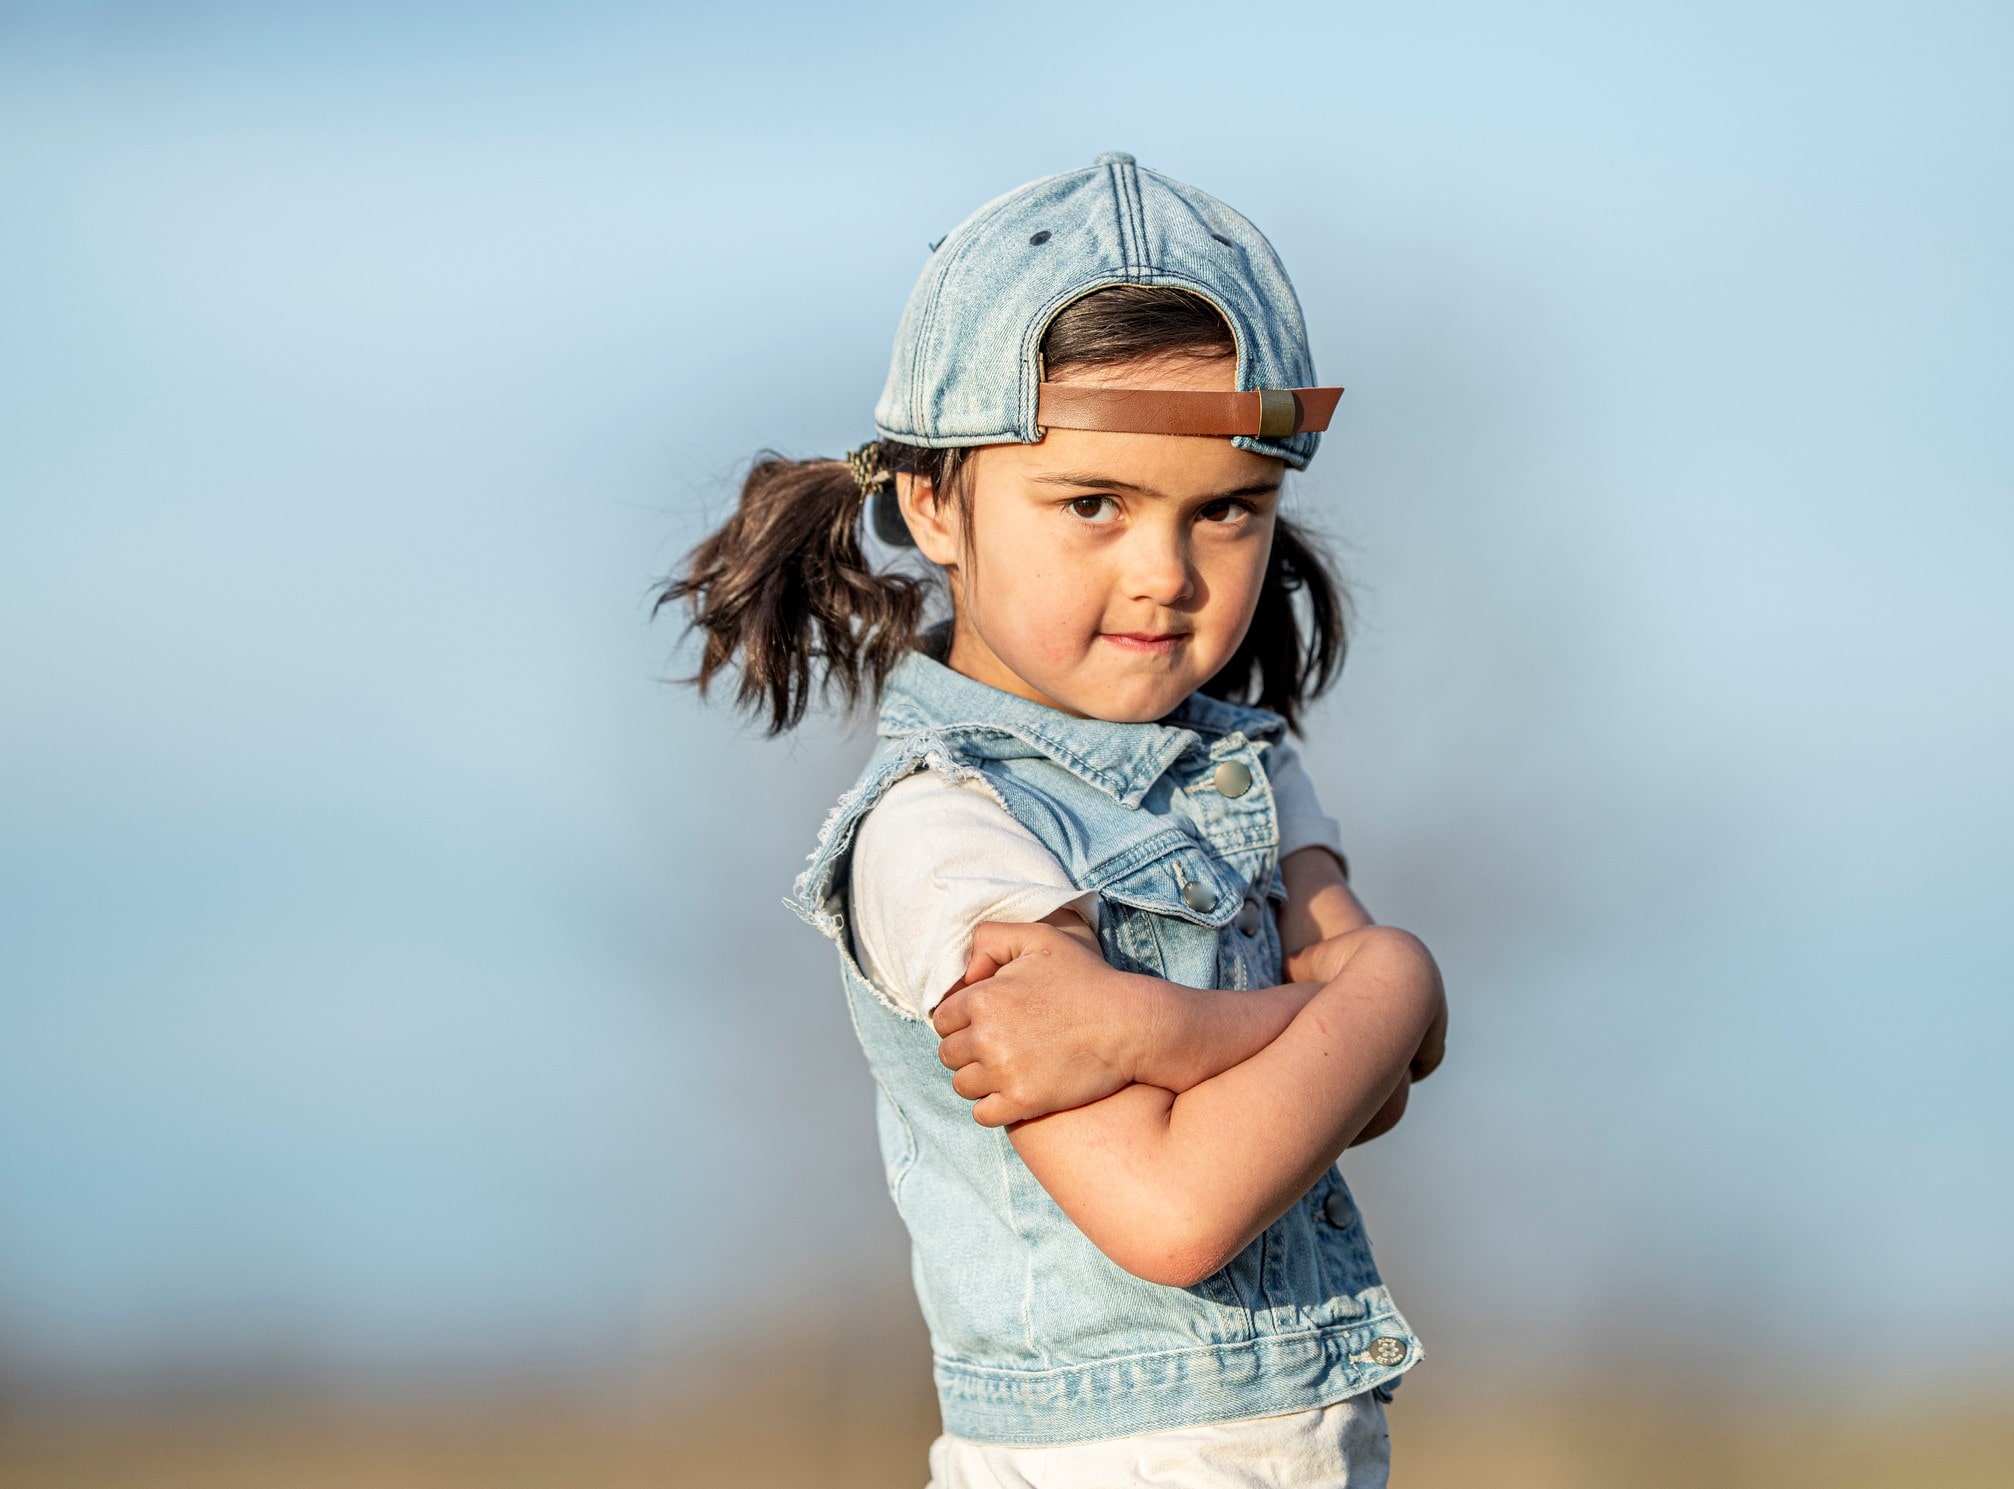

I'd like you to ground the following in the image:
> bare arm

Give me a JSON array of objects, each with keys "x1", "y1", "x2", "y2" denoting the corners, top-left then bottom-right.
[
  {"x1": 933, "y1": 847, "x2": 1365, "y2": 1111},
  {"x1": 933, "y1": 848, "x2": 1439, "y2": 1128},
  {"x1": 931, "y1": 907, "x2": 1324, "y2": 1125},
  {"x1": 933, "y1": 849, "x2": 1448, "y2": 1282},
  {"x1": 977, "y1": 918, "x2": 1443, "y2": 1287}
]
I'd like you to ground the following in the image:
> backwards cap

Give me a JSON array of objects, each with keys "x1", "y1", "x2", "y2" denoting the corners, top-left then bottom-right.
[{"x1": 874, "y1": 152, "x2": 1338, "y2": 471}]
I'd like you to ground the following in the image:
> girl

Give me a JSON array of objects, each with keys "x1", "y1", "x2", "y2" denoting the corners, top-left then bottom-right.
[{"x1": 667, "y1": 152, "x2": 1447, "y2": 1488}]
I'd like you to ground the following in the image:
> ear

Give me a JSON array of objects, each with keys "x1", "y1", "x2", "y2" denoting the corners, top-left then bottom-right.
[{"x1": 896, "y1": 471, "x2": 962, "y2": 569}]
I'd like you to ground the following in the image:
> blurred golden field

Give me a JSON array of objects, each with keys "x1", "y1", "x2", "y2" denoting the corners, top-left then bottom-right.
[
  {"x1": 6, "y1": 1386, "x2": 2008, "y2": 1489},
  {"x1": 6, "y1": 1302, "x2": 2007, "y2": 1489}
]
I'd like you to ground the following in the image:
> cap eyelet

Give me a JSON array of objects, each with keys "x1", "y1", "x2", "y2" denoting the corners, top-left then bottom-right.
[{"x1": 1029, "y1": 230, "x2": 1051, "y2": 245}]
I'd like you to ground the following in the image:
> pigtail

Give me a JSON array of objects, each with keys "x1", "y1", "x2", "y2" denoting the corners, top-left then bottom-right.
[
  {"x1": 658, "y1": 453, "x2": 926, "y2": 734},
  {"x1": 1201, "y1": 516, "x2": 1347, "y2": 733}
]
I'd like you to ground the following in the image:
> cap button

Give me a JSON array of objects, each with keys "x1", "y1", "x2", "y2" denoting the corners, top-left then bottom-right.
[
  {"x1": 1093, "y1": 151, "x2": 1136, "y2": 166},
  {"x1": 1181, "y1": 880, "x2": 1217, "y2": 913}
]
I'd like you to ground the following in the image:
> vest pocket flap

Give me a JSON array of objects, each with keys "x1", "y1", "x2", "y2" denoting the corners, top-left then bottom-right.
[{"x1": 1095, "y1": 838, "x2": 1246, "y2": 928}]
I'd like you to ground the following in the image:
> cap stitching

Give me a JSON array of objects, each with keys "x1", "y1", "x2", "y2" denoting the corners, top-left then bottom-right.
[{"x1": 1111, "y1": 159, "x2": 1143, "y2": 276}]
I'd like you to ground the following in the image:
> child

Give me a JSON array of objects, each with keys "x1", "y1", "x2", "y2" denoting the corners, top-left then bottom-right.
[{"x1": 668, "y1": 152, "x2": 1447, "y2": 1488}]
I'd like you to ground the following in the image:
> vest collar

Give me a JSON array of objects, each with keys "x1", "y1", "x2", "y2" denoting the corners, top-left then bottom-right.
[{"x1": 877, "y1": 649, "x2": 1284, "y2": 810}]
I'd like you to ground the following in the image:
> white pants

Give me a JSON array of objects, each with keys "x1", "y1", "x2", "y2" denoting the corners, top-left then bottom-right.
[{"x1": 927, "y1": 1390, "x2": 1391, "y2": 1489}]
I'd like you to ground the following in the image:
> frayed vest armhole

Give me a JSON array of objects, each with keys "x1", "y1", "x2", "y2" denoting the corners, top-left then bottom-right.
[{"x1": 788, "y1": 729, "x2": 1014, "y2": 1023}]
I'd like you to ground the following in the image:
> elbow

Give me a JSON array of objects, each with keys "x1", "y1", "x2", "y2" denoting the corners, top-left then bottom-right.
[
  {"x1": 1096, "y1": 1212, "x2": 1246, "y2": 1290},
  {"x1": 1130, "y1": 1250, "x2": 1235, "y2": 1290},
  {"x1": 1114, "y1": 1240, "x2": 1241, "y2": 1290}
]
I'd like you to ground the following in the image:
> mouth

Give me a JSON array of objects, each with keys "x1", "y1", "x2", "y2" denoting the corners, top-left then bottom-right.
[{"x1": 1098, "y1": 631, "x2": 1191, "y2": 655}]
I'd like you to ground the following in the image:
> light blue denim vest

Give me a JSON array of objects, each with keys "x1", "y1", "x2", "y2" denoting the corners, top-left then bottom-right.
[{"x1": 790, "y1": 652, "x2": 1420, "y2": 1445}]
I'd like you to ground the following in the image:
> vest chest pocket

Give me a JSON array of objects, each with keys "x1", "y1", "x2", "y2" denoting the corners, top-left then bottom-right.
[{"x1": 1094, "y1": 834, "x2": 1276, "y2": 992}]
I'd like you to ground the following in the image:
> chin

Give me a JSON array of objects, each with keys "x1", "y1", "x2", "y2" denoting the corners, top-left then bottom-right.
[{"x1": 1084, "y1": 676, "x2": 1201, "y2": 725}]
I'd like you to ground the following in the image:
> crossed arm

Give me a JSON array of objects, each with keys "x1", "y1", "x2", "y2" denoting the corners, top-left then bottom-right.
[{"x1": 928, "y1": 848, "x2": 1446, "y2": 1288}]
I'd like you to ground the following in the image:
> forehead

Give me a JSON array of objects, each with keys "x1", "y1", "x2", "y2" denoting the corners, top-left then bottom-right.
[{"x1": 976, "y1": 350, "x2": 1284, "y2": 496}]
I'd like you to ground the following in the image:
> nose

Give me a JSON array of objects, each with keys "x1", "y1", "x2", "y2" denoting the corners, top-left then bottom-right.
[{"x1": 1121, "y1": 525, "x2": 1195, "y2": 608}]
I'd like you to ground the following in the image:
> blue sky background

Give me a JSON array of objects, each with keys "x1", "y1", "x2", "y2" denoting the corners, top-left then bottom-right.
[{"x1": 1, "y1": 1, "x2": 2009, "y2": 1394}]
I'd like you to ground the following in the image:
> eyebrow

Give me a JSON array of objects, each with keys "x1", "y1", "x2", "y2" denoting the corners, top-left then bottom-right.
[{"x1": 1028, "y1": 472, "x2": 1283, "y2": 501}]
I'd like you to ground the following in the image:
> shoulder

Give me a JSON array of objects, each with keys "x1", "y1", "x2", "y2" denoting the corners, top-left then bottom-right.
[
  {"x1": 853, "y1": 769, "x2": 1062, "y2": 888},
  {"x1": 856, "y1": 769, "x2": 1031, "y2": 853}
]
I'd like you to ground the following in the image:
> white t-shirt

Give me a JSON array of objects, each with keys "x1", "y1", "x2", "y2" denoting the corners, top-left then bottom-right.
[{"x1": 848, "y1": 741, "x2": 1378, "y2": 1489}]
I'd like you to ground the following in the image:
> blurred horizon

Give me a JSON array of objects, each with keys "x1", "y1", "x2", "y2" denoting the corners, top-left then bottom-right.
[{"x1": 2, "y1": 2, "x2": 2010, "y2": 1458}]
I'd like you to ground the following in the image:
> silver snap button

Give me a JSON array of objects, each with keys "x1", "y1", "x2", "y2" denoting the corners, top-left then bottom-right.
[
  {"x1": 1322, "y1": 1191, "x2": 1355, "y2": 1228},
  {"x1": 1212, "y1": 760, "x2": 1253, "y2": 798},
  {"x1": 1181, "y1": 880, "x2": 1217, "y2": 913},
  {"x1": 1236, "y1": 900, "x2": 1262, "y2": 937},
  {"x1": 1365, "y1": 1337, "x2": 1408, "y2": 1368}
]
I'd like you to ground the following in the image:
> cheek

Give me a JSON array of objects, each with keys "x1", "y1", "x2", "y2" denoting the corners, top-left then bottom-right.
[
  {"x1": 1023, "y1": 579, "x2": 1112, "y2": 671},
  {"x1": 1203, "y1": 538, "x2": 1271, "y2": 634},
  {"x1": 1025, "y1": 571, "x2": 1106, "y2": 663},
  {"x1": 968, "y1": 527, "x2": 1098, "y2": 658}
]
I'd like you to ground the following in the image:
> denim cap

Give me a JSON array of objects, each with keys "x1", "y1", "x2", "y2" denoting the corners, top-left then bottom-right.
[{"x1": 874, "y1": 152, "x2": 1332, "y2": 471}]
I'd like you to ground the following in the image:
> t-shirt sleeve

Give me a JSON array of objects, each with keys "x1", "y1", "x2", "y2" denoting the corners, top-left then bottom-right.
[
  {"x1": 847, "y1": 771, "x2": 1100, "y2": 1019},
  {"x1": 1268, "y1": 739, "x2": 1348, "y2": 871}
]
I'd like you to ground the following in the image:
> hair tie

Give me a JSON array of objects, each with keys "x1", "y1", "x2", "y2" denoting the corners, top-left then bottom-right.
[{"x1": 846, "y1": 442, "x2": 892, "y2": 497}]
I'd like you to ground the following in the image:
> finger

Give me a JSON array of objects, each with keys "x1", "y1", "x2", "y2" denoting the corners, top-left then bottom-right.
[
  {"x1": 1351, "y1": 1081, "x2": 1409, "y2": 1146},
  {"x1": 930, "y1": 991, "x2": 971, "y2": 1038},
  {"x1": 970, "y1": 1093, "x2": 1018, "y2": 1128},
  {"x1": 968, "y1": 920, "x2": 1050, "y2": 968},
  {"x1": 950, "y1": 1063, "x2": 993, "y2": 1102},
  {"x1": 1411, "y1": 1020, "x2": 1448, "y2": 1081},
  {"x1": 960, "y1": 949, "x2": 1004, "y2": 987},
  {"x1": 937, "y1": 1029, "x2": 977, "y2": 1071}
]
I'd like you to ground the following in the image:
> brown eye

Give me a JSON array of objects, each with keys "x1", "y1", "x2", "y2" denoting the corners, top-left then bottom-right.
[{"x1": 1067, "y1": 495, "x2": 1117, "y2": 523}]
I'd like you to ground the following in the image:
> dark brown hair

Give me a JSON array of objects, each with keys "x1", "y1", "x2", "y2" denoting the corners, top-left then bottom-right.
[{"x1": 658, "y1": 286, "x2": 1347, "y2": 732}]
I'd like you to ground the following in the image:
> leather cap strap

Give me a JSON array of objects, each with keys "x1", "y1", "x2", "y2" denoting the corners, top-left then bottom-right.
[{"x1": 1036, "y1": 384, "x2": 1343, "y2": 439}]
